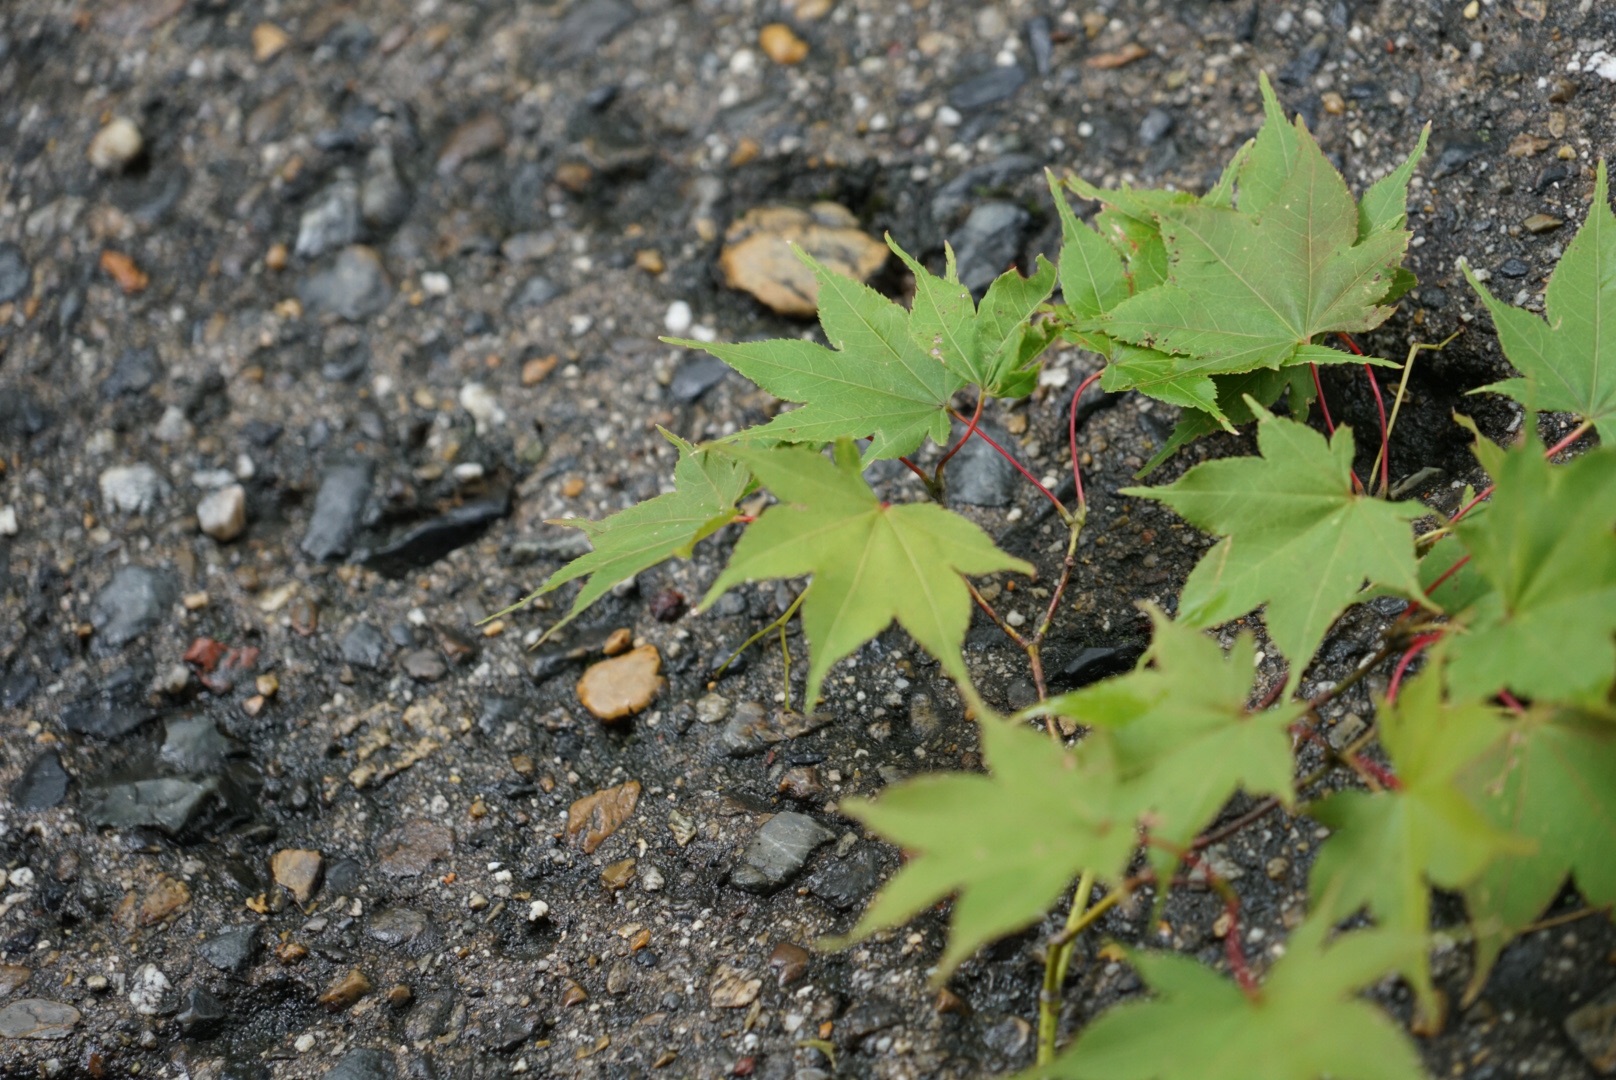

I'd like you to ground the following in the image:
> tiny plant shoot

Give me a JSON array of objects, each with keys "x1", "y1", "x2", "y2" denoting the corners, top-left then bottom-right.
[{"x1": 505, "y1": 75, "x2": 1616, "y2": 1076}]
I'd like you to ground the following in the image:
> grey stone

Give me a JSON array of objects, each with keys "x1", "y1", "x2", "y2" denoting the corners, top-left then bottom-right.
[
  {"x1": 341, "y1": 622, "x2": 390, "y2": 669},
  {"x1": 90, "y1": 566, "x2": 177, "y2": 647},
  {"x1": 301, "y1": 462, "x2": 373, "y2": 561},
  {"x1": 198, "y1": 926, "x2": 260, "y2": 976},
  {"x1": 669, "y1": 355, "x2": 730, "y2": 403},
  {"x1": 1024, "y1": 16, "x2": 1053, "y2": 75},
  {"x1": 12, "y1": 752, "x2": 69, "y2": 810},
  {"x1": 945, "y1": 420, "x2": 1021, "y2": 507},
  {"x1": 948, "y1": 65, "x2": 1027, "y2": 111},
  {"x1": 0, "y1": 998, "x2": 81, "y2": 1040},
  {"x1": 177, "y1": 986, "x2": 226, "y2": 1036},
  {"x1": 83, "y1": 777, "x2": 219, "y2": 834},
  {"x1": 932, "y1": 155, "x2": 1039, "y2": 226},
  {"x1": 60, "y1": 667, "x2": 158, "y2": 738},
  {"x1": 324, "y1": 1048, "x2": 395, "y2": 1080},
  {"x1": 405, "y1": 991, "x2": 454, "y2": 1043},
  {"x1": 99, "y1": 463, "x2": 166, "y2": 515},
  {"x1": 0, "y1": 243, "x2": 32, "y2": 304},
  {"x1": 731, "y1": 812, "x2": 835, "y2": 893},
  {"x1": 1567, "y1": 981, "x2": 1616, "y2": 1073},
  {"x1": 401, "y1": 648, "x2": 447, "y2": 682},
  {"x1": 360, "y1": 144, "x2": 409, "y2": 229},
  {"x1": 197, "y1": 483, "x2": 247, "y2": 542},
  {"x1": 295, "y1": 178, "x2": 362, "y2": 259},
  {"x1": 1138, "y1": 108, "x2": 1175, "y2": 147},
  {"x1": 300, "y1": 246, "x2": 392, "y2": 321},
  {"x1": 367, "y1": 907, "x2": 429, "y2": 947},
  {"x1": 510, "y1": 275, "x2": 563, "y2": 310},
  {"x1": 948, "y1": 202, "x2": 1031, "y2": 296},
  {"x1": 549, "y1": 0, "x2": 636, "y2": 63},
  {"x1": 101, "y1": 346, "x2": 161, "y2": 398},
  {"x1": 160, "y1": 717, "x2": 240, "y2": 771}
]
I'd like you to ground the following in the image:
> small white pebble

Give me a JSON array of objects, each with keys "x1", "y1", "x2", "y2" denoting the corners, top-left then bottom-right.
[
  {"x1": 528, "y1": 900, "x2": 551, "y2": 922},
  {"x1": 294, "y1": 1033, "x2": 316, "y2": 1053},
  {"x1": 664, "y1": 300, "x2": 693, "y2": 336},
  {"x1": 421, "y1": 271, "x2": 451, "y2": 296}
]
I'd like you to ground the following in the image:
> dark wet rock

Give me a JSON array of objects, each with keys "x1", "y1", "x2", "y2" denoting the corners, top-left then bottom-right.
[
  {"x1": 946, "y1": 420, "x2": 1020, "y2": 507},
  {"x1": 361, "y1": 144, "x2": 409, "y2": 229},
  {"x1": 295, "y1": 179, "x2": 361, "y2": 259},
  {"x1": 101, "y1": 347, "x2": 161, "y2": 398},
  {"x1": 324, "y1": 1048, "x2": 395, "y2": 1080},
  {"x1": 301, "y1": 462, "x2": 374, "y2": 561},
  {"x1": 198, "y1": 926, "x2": 260, "y2": 976},
  {"x1": 1054, "y1": 645, "x2": 1144, "y2": 690},
  {"x1": 401, "y1": 648, "x2": 447, "y2": 682},
  {"x1": 342, "y1": 622, "x2": 391, "y2": 669},
  {"x1": 367, "y1": 907, "x2": 429, "y2": 948},
  {"x1": 1499, "y1": 258, "x2": 1530, "y2": 278},
  {"x1": 12, "y1": 752, "x2": 69, "y2": 810},
  {"x1": 0, "y1": 243, "x2": 29, "y2": 303},
  {"x1": 299, "y1": 246, "x2": 392, "y2": 321},
  {"x1": 176, "y1": 986, "x2": 226, "y2": 1037},
  {"x1": 932, "y1": 155, "x2": 1040, "y2": 229},
  {"x1": 947, "y1": 65, "x2": 1027, "y2": 111},
  {"x1": 1421, "y1": 285, "x2": 1449, "y2": 310},
  {"x1": 83, "y1": 777, "x2": 219, "y2": 834},
  {"x1": 1024, "y1": 16, "x2": 1053, "y2": 75},
  {"x1": 324, "y1": 858, "x2": 364, "y2": 897},
  {"x1": 359, "y1": 494, "x2": 511, "y2": 578},
  {"x1": 0, "y1": 999, "x2": 80, "y2": 1040},
  {"x1": 948, "y1": 202, "x2": 1030, "y2": 296},
  {"x1": 90, "y1": 566, "x2": 176, "y2": 649},
  {"x1": 731, "y1": 812, "x2": 835, "y2": 893},
  {"x1": 489, "y1": 1012, "x2": 537, "y2": 1052},
  {"x1": 1138, "y1": 108, "x2": 1175, "y2": 147},
  {"x1": 549, "y1": 0, "x2": 636, "y2": 63},
  {"x1": 840, "y1": 999, "x2": 903, "y2": 1045},
  {"x1": 510, "y1": 275, "x2": 563, "y2": 311},
  {"x1": 161, "y1": 717, "x2": 240, "y2": 771},
  {"x1": 669, "y1": 355, "x2": 731, "y2": 403},
  {"x1": 60, "y1": 667, "x2": 159, "y2": 738},
  {"x1": 1432, "y1": 143, "x2": 1482, "y2": 180},
  {"x1": 807, "y1": 845, "x2": 883, "y2": 910},
  {"x1": 406, "y1": 991, "x2": 454, "y2": 1043},
  {"x1": 2, "y1": 670, "x2": 39, "y2": 710}
]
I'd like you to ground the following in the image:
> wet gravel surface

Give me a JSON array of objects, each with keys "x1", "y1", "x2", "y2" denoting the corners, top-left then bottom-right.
[{"x1": 2, "y1": 0, "x2": 1615, "y2": 1076}]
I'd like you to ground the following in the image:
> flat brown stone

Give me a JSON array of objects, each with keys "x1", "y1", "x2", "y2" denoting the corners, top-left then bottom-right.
[
  {"x1": 0, "y1": 964, "x2": 32, "y2": 996},
  {"x1": 709, "y1": 962, "x2": 762, "y2": 1009},
  {"x1": 718, "y1": 203, "x2": 888, "y2": 317},
  {"x1": 601, "y1": 858, "x2": 636, "y2": 890},
  {"x1": 576, "y1": 645, "x2": 663, "y2": 721},
  {"x1": 376, "y1": 819, "x2": 455, "y2": 878},
  {"x1": 567, "y1": 780, "x2": 641, "y2": 854},
  {"x1": 271, "y1": 849, "x2": 323, "y2": 905},
  {"x1": 139, "y1": 875, "x2": 191, "y2": 926},
  {"x1": 318, "y1": 968, "x2": 372, "y2": 1012}
]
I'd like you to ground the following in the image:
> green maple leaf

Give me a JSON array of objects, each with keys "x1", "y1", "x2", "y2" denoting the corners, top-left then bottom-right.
[
  {"x1": 890, "y1": 236, "x2": 1057, "y2": 398},
  {"x1": 1085, "y1": 75, "x2": 1411, "y2": 409},
  {"x1": 1308, "y1": 672, "x2": 1517, "y2": 1024},
  {"x1": 1441, "y1": 433, "x2": 1616, "y2": 702},
  {"x1": 1032, "y1": 608, "x2": 1300, "y2": 879},
  {"x1": 1124, "y1": 404, "x2": 1425, "y2": 685},
  {"x1": 1135, "y1": 366, "x2": 1317, "y2": 477},
  {"x1": 700, "y1": 440, "x2": 1031, "y2": 707},
  {"x1": 1027, "y1": 912, "x2": 1428, "y2": 1080},
  {"x1": 833, "y1": 717, "x2": 1139, "y2": 979},
  {"x1": 667, "y1": 248, "x2": 964, "y2": 460},
  {"x1": 512, "y1": 434, "x2": 749, "y2": 638},
  {"x1": 1464, "y1": 160, "x2": 1616, "y2": 442},
  {"x1": 1458, "y1": 701, "x2": 1616, "y2": 1001}
]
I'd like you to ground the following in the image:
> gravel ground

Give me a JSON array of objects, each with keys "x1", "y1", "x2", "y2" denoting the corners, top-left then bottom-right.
[{"x1": 2, "y1": 0, "x2": 1614, "y2": 1077}]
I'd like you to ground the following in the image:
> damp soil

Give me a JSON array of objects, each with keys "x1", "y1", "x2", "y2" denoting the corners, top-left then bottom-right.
[{"x1": 1, "y1": 0, "x2": 1613, "y2": 1077}]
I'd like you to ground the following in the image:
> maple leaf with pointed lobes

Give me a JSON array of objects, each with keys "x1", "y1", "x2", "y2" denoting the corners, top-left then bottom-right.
[
  {"x1": 666, "y1": 248, "x2": 963, "y2": 461},
  {"x1": 889, "y1": 236, "x2": 1058, "y2": 399},
  {"x1": 1073, "y1": 74, "x2": 1419, "y2": 421},
  {"x1": 1458, "y1": 701, "x2": 1616, "y2": 1003},
  {"x1": 699, "y1": 440, "x2": 1031, "y2": 708},
  {"x1": 1025, "y1": 912, "x2": 1429, "y2": 1080},
  {"x1": 832, "y1": 717, "x2": 1138, "y2": 980},
  {"x1": 507, "y1": 434, "x2": 749, "y2": 639},
  {"x1": 1441, "y1": 434, "x2": 1616, "y2": 703},
  {"x1": 1030, "y1": 607, "x2": 1300, "y2": 881},
  {"x1": 1308, "y1": 672, "x2": 1519, "y2": 1028},
  {"x1": 1465, "y1": 160, "x2": 1616, "y2": 443},
  {"x1": 1124, "y1": 403, "x2": 1425, "y2": 687}
]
